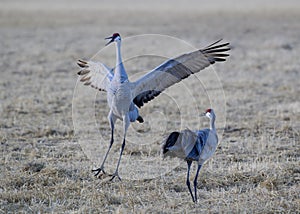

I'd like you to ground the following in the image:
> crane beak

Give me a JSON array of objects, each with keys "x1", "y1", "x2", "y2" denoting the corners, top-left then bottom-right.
[
  {"x1": 200, "y1": 112, "x2": 206, "y2": 117},
  {"x1": 105, "y1": 36, "x2": 114, "y2": 46}
]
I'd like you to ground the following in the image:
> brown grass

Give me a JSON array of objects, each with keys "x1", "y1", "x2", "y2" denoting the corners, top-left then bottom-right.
[{"x1": 1, "y1": 0, "x2": 299, "y2": 213}]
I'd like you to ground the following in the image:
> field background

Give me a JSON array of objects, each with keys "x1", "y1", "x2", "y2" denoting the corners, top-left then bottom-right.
[{"x1": 1, "y1": 0, "x2": 299, "y2": 213}]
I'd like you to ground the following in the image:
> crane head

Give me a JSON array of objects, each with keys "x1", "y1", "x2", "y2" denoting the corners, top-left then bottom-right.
[
  {"x1": 105, "y1": 33, "x2": 121, "y2": 46},
  {"x1": 201, "y1": 108, "x2": 214, "y2": 119}
]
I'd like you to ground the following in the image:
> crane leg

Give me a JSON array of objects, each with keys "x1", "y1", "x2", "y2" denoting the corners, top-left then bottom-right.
[
  {"x1": 92, "y1": 112, "x2": 117, "y2": 177},
  {"x1": 110, "y1": 114, "x2": 130, "y2": 181},
  {"x1": 193, "y1": 164, "x2": 202, "y2": 203},
  {"x1": 186, "y1": 160, "x2": 195, "y2": 202}
]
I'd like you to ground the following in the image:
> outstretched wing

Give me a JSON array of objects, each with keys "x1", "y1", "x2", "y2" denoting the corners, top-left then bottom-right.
[
  {"x1": 131, "y1": 40, "x2": 230, "y2": 108},
  {"x1": 77, "y1": 59, "x2": 114, "y2": 91}
]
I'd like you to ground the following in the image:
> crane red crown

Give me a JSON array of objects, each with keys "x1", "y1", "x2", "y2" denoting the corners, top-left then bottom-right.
[
  {"x1": 112, "y1": 33, "x2": 120, "y2": 38},
  {"x1": 206, "y1": 109, "x2": 212, "y2": 113}
]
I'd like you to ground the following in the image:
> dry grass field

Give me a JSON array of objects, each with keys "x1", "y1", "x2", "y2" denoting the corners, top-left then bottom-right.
[{"x1": 1, "y1": 0, "x2": 299, "y2": 213}]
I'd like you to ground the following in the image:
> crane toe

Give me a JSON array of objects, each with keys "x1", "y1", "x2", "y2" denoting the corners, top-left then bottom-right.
[
  {"x1": 92, "y1": 167, "x2": 106, "y2": 177},
  {"x1": 109, "y1": 172, "x2": 122, "y2": 181}
]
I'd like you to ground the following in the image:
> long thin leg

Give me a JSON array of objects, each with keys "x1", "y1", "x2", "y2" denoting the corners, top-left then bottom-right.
[
  {"x1": 186, "y1": 160, "x2": 195, "y2": 202},
  {"x1": 110, "y1": 114, "x2": 130, "y2": 181},
  {"x1": 193, "y1": 164, "x2": 202, "y2": 203},
  {"x1": 92, "y1": 111, "x2": 117, "y2": 177}
]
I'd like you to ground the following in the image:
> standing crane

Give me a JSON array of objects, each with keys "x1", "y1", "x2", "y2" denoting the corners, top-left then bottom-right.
[
  {"x1": 77, "y1": 33, "x2": 229, "y2": 181},
  {"x1": 162, "y1": 109, "x2": 218, "y2": 202}
]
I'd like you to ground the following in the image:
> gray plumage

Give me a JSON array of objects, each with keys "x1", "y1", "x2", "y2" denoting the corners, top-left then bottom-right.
[
  {"x1": 162, "y1": 109, "x2": 218, "y2": 202},
  {"x1": 77, "y1": 33, "x2": 229, "y2": 181}
]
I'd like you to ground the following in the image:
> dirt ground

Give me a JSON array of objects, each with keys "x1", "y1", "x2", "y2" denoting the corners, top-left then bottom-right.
[{"x1": 1, "y1": 0, "x2": 299, "y2": 213}]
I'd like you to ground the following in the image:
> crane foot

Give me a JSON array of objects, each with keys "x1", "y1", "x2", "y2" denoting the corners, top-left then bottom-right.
[
  {"x1": 92, "y1": 166, "x2": 106, "y2": 177},
  {"x1": 109, "y1": 172, "x2": 122, "y2": 181}
]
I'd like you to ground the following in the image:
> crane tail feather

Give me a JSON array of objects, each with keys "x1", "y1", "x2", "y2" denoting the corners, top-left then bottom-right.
[{"x1": 162, "y1": 132, "x2": 180, "y2": 154}]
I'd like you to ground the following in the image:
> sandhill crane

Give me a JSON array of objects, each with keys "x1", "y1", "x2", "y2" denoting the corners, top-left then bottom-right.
[
  {"x1": 77, "y1": 33, "x2": 229, "y2": 181},
  {"x1": 162, "y1": 109, "x2": 218, "y2": 202}
]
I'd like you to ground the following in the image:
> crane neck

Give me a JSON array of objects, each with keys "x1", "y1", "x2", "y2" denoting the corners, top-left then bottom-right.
[
  {"x1": 116, "y1": 40, "x2": 123, "y2": 65},
  {"x1": 114, "y1": 40, "x2": 128, "y2": 83},
  {"x1": 210, "y1": 115, "x2": 216, "y2": 131}
]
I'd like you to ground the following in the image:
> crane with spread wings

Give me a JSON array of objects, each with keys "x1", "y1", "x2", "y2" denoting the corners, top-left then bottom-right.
[{"x1": 77, "y1": 33, "x2": 230, "y2": 181}]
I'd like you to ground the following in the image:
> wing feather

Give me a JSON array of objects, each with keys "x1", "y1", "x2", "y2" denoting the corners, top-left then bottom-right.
[
  {"x1": 131, "y1": 40, "x2": 230, "y2": 108},
  {"x1": 185, "y1": 129, "x2": 210, "y2": 161},
  {"x1": 77, "y1": 59, "x2": 114, "y2": 91}
]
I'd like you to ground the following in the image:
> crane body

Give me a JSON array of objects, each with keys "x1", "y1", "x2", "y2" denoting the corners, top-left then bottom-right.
[{"x1": 162, "y1": 109, "x2": 218, "y2": 202}]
